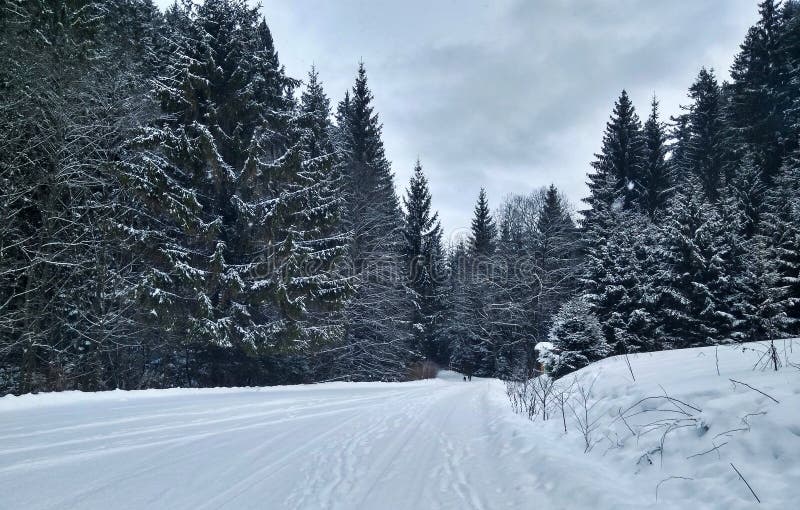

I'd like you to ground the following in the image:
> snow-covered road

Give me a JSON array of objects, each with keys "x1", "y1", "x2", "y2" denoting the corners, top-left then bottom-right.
[
  {"x1": 0, "y1": 374, "x2": 546, "y2": 510},
  {"x1": 6, "y1": 342, "x2": 796, "y2": 509}
]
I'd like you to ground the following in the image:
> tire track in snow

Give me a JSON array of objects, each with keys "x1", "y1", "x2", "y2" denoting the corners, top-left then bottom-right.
[{"x1": 284, "y1": 384, "x2": 441, "y2": 510}]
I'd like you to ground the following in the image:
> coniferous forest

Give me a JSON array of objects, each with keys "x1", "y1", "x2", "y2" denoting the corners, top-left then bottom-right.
[{"x1": 1, "y1": 0, "x2": 799, "y2": 395}]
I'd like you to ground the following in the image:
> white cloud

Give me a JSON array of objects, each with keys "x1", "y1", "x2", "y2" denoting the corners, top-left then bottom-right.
[{"x1": 154, "y1": 0, "x2": 759, "y2": 235}]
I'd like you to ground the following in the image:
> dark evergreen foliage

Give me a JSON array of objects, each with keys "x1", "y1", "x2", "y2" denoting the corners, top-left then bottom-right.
[
  {"x1": 402, "y1": 160, "x2": 446, "y2": 363},
  {"x1": 685, "y1": 68, "x2": 727, "y2": 201},
  {"x1": 470, "y1": 188, "x2": 497, "y2": 257},
  {"x1": 2, "y1": 0, "x2": 799, "y2": 393},
  {"x1": 640, "y1": 96, "x2": 673, "y2": 219},
  {"x1": 548, "y1": 296, "x2": 609, "y2": 378}
]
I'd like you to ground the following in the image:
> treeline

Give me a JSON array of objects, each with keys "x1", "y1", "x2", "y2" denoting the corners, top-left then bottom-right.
[
  {"x1": 1, "y1": 0, "x2": 798, "y2": 393},
  {"x1": 0, "y1": 0, "x2": 423, "y2": 393},
  {"x1": 550, "y1": 0, "x2": 800, "y2": 376}
]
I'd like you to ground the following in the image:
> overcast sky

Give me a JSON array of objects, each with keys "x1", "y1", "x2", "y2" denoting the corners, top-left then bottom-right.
[{"x1": 156, "y1": 0, "x2": 759, "y2": 239}]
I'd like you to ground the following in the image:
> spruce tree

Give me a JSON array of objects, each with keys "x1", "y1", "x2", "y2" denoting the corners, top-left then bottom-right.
[
  {"x1": 729, "y1": 0, "x2": 796, "y2": 183},
  {"x1": 735, "y1": 238, "x2": 786, "y2": 342},
  {"x1": 778, "y1": 1, "x2": 800, "y2": 143},
  {"x1": 549, "y1": 296, "x2": 610, "y2": 378},
  {"x1": 0, "y1": 0, "x2": 165, "y2": 392},
  {"x1": 657, "y1": 184, "x2": 739, "y2": 347},
  {"x1": 444, "y1": 240, "x2": 480, "y2": 377},
  {"x1": 581, "y1": 91, "x2": 646, "y2": 349},
  {"x1": 119, "y1": 1, "x2": 348, "y2": 385},
  {"x1": 402, "y1": 160, "x2": 446, "y2": 363},
  {"x1": 533, "y1": 185, "x2": 580, "y2": 341},
  {"x1": 329, "y1": 63, "x2": 411, "y2": 381},
  {"x1": 640, "y1": 96, "x2": 673, "y2": 219},
  {"x1": 585, "y1": 90, "x2": 645, "y2": 215},
  {"x1": 668, "y1": 113, "x2": 692, "y2": 188},
  {"x1": 286, "y1": 66, "x2": 353, "y2": 345},
  {"x1": 469, "y1": 188, "x2": 497, "y2": 257},
  {"x1": 685, "y1": 68, "x2": 727, "y2": 200},
  {"x1": 464, "y1": 189, "x2": 500, "y2": 375},
  {"x1": 761, "y1": 150, "x2": 800, "y2": 334}
]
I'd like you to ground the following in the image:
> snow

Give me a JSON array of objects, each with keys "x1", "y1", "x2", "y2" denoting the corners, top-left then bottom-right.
[
  {"x1": 500, "y1": 339, "x2": 800, "y2": 509},
  {"x1": 1, "y1": 341, "x2": 798, "y2": 509}
]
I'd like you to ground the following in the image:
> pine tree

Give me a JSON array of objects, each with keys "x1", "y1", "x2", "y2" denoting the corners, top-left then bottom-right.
[
  {"x1": 640, "y1": 96, "x2": 673, "y2": 219},
  {"x1": 533, "y1": 185, "x2": 580, "y2": 342},
  {"x1": 656, "y1": 184, "x2": 739, "y2": 347},
  {"x1": 0, "y1": 0, "x2": 165, "y2": 392},
  {"x1": 685, "y1": 68, "x2": 727, "y2": 200},
  {"x1": 402, "y1": 160, "x2": 446, "y2": 363},
  {"x1": 760, "y1": 150, "x2": 800, "y2": 334},
  {"x1": 327, "y1": 63, "x2": 411, "y2": 381},
  {"x1": 581, "y1": 91, "x2": 646, "y2": 349},
  {"x1": 469, "y1": 188, "x2": 497, "y2": 257},
  {"x1": 549, "y1": 296, "x2": 610, "y2": 378},
  {"x1": 118, "y1": 1, "x2": 348, "y2": 386},
  {"x1": 729, "y1": 0, "x2": 796, "y2": 183}
]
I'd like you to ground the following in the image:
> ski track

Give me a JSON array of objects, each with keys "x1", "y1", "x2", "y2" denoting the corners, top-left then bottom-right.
[{"x1": 0, "y1": 377, "x2": 544, "y2": 510}]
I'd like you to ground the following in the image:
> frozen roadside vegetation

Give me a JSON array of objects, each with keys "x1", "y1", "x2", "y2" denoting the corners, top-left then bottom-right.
[{"x1": 503, "y1": 339, "x2": 800, "y2": 508}]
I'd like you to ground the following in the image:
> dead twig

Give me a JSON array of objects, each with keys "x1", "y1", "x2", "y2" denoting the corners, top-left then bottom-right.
[
  {"x1": 656, "y1": 476, "x2": 693, "y2": 502},
  {"x1": 623, "y1": 350, "x2": 636, "y2": 381},
  {"x1": 729, "y1": 378, "x2": 780, "y2": 404},
  {"x1": 687, "y1": 441, "x2": 728, "y2": 459},
  {"x1": 614, "y1": 395, "x2": 702, "y2": 422},
  {"x1": 713, "y1": 427, "x2": 749, "y2": 440},
  {"x1": 618, "y1": 408, "x2": 635, "y2": 437},
  {"x1": 730, "y1": 463, "x2": 760, "y2": 503}
]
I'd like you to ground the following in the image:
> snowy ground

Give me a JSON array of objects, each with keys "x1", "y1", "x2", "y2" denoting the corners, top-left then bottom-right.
[
  {"x1": 503, "y1": 339, "x2": 800, "y2": 509},
  {"x1": 0, "y1": 341, "x2": 798, "y2": 509}
]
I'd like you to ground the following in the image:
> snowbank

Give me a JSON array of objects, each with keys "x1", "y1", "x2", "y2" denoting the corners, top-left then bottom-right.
[{"x1": 498, "y1": 339, "x2": 800, "y2": 508}]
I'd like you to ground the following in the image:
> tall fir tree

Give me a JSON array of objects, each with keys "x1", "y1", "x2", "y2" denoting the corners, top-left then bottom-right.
[
  {"x1": 0, "y1": 0, "x2": 166, "y2": 392},
  {"x1": 469, "y1": 188, "x2": 497, "y2": 257},
  {"x1": 402, "y1": 160, "x2": 446, "y2": 363},
  {"x1": 581, "y1": 91, "x2": 646, "y2": 349},
  {"x1": 760, "y1": 150, "x2": 800, "y2": 334},
  {"x1": 533, "y1": 185, "x2": 580, "y2": 342},
  {"x1": 656, "y1": 183, "x2": 740, "y2": 347},
  {"x1": 327, "y1": 63, "x2": 411, "y2": 381},
  {"x1": 640, "y1": 96, "x2": 673, "y2": 219},
  {"x1": 729, "y1": 0, "x2": 796, "y2": 183},
  {"x1": 685, "y1": 68, "x2": 727, "y2": 200},
  {"x1": 119, "y1": 1, "x2": 348, "y2": 386}
]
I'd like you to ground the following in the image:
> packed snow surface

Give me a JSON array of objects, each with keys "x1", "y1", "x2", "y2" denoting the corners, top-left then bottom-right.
[{"x1": 1, "y1": 341, "x2": 798, "y2": 509}]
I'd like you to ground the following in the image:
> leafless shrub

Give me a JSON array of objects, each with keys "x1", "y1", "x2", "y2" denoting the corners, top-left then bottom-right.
[{"x1": 567, "y1": 375, "x2": 602, "y2": 452}]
